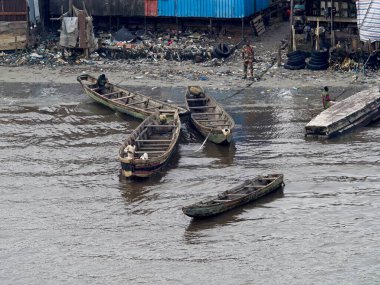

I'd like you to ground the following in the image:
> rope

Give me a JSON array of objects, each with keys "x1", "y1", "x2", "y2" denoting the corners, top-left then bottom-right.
[
  {"x1": 220, "y1": 58, "x2": 276, "y2": 102},
  {"x1": 195, "y1": 129, "x2": 213, "y2": 152}
]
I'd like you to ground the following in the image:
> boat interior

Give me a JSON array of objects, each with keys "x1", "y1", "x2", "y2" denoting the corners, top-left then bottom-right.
[
  {"x1": 187, "y1": 86, "x2": 231, "y2": 129},
  {"x1": 80, "y1": 74, "x2": 175, "y2": 111},
  {"x1": 122, "y1": 112, "x2": 178, "y2": 159}
]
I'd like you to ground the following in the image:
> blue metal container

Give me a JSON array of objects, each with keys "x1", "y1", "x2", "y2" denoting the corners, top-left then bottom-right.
[
  {"x1": 158, "y1": 0, "x2": 256, "y2": 18},
  {"x1": 255, "y1": 0, "x2": 270, "y2": 13},
  {"x1": 158, "y1": 0, "x2": 176, "y2": 17}
]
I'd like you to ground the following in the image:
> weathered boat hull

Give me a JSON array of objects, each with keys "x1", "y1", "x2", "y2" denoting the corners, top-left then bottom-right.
[
  {"x1": 305, "y1": 86, "x2": 380, "y2": 138},
  {"x1": 182, "y1": 174, "x2": 284, "y2": 218},
  {"x1": 185, "y1": 86, "x2": 235, "y2": 144},
  {"x1": 83, "y1": 88, "x2": 148, "y2": 120},
  {"x1": 191, "y1": 119, "x2": 233, "y2": 144},
  {"x1": 119, "y1": 110, "x2": 181, "y2": 179},
  {"x1": 77, "y1": 74, "x2": 188, "y2": 120},
  {"x1": 120, "y1": 144, "x2": 178, "y2": 178}
]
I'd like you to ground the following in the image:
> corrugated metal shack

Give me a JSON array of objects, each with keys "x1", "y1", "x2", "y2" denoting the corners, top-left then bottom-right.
[
  {"x1": 49, "y1": 0, "x2": 271, "y2": 18},
  {"x1": 50, "y1": 0, "x2": 145, "y2": 17},
  {"x1": 158, "y1": 0, "x2": 261, "y2": 18},
  {"x1": 0, "y1": 0, "x2": 29, "y2": 51}
]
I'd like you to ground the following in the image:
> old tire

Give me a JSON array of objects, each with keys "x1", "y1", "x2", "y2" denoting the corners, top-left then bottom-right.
[
  {"x1": 306, "y1": 62, "x2": 329, "y2": 70},
  {"x1": 212, "y1": 47, "x2": 222, "y2": 59},
  {"x1": 308, "y1": 58, "x2": 328, "y2": 65},
  {"x1": 287, "y1": 58, "x2": 306, "y2": 66},
  {"x1": 215, "y1": 43, "x2": 231, "y2": 58},
  {"x1": 284, "y1": 63, "x2": 306, "y2": 70},
  {"x1": 311, "y1": 49, "x2": 329, "y2": 60}
]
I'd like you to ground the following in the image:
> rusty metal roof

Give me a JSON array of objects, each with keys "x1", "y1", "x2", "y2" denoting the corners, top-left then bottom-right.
[
  {"x1": 0, "y1": 0, "x2": 28, "y2": 21},
  {"x1": 49, "y1": 0, "x2": 145, "y2": 17}
]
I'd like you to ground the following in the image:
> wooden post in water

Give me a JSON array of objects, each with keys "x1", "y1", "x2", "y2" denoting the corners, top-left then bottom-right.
[
  {"x1": 241, "y1": 18, "x2": 244, "y2": 39},
  {"x1": 330, "y1": 0, "x2": 334, "y2": 47},
  {"x1": 289, "y1": 0, "x2": 294, "y2": 51},
  {"x1": 69, "y1": 0, "x2": 73, "y2": 16}
]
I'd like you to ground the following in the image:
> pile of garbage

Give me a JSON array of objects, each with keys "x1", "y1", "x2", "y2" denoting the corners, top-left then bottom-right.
[
  {"x1": 98, "y1": 27, "x2": 235, "y2": 62},
  {"x1": 0, "y1": 27, "x2": 237, "y2": 67}
]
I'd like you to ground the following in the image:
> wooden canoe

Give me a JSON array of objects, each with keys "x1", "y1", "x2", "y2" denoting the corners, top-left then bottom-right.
[
  {"x1": 185, "y1": 86, "x2": 235, "y2": 144},
  {"x1": 77, "y1": 74, "x2": 188, "y2": 120},
  {"x1": 119, "y1": 110, "x2": 181, "y2": 178},
  {"x1": 182, "y1": 174, "x2": 284, "y2": 218},
  {"x1": 305, "y1": 86, "x2": 380, "y2": 138}
]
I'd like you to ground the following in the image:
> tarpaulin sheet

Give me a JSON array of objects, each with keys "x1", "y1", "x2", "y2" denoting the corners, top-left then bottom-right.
[
  {"x1": 59, "y1": 17, "x2": 78, "y2": 47},
  {"x1": 356, "y1": 0, "x2": 380, "y2": 42}
]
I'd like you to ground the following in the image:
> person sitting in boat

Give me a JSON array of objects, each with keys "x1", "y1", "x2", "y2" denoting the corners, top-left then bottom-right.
[
  {"x1": 124, "y1": 144, "x2": 135, "y2": 159},
  {"x1": 321, "y1": 86, "x2": 335, "y2": 109},
  {"x1": 97, "y1": 74, "x2": 109, "y2": 94}
]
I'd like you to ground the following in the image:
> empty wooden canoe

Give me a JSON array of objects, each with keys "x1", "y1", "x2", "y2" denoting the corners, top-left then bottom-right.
[
  {"x1": 185, "y1": 86, "x2": 235, "y2": 144},
  {"x1": 182, "y1": 174, "x2": 284, "y2": 218}
]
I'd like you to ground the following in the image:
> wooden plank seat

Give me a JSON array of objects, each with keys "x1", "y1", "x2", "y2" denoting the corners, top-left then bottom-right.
[
  {"x1": 139, "y1": 142, "x2": 171, "y2": 146},
  {"x1": 125, "y1": 100, "x2": 147, "y2": 106},
  {"x1": 135, "y1": 150, "x2": 166, "y2": 154},
  {"x1": 104, "y1": 91, "x2": 123, "y2": 97},
  {"x1": 145, "y1": 105, "x2": 163, "y2": 110},
  {"x1": 192, "y1": 112, "x2": 222, "y2": 116},
  {"x1": 146, "y1": 124, "x2": 176, "y2": 128},
  {"x1": 213, "y1": 199, "x2": 232, "y2": 202},
  {"x1": 111, "y1": 94, "x2": 134, "y2": 101},
  {"x1": 136, "y1": 139, "x2": 172, "y2": 142},
  {"x1": 138, "y1": 148, "x2": 169, "y2": 151},
  {"x1": 186, "y1": 98, "x2": 208, "y2": 101},
  {"x1": 204, "y1": 123, "x2": 231, "y2": 127},
  {"x1": 189, "y1": 106, "x2": 216, "y2": 109},
  {"x1": 196, "y1": 119, "x2": 228, "y2": 122}
]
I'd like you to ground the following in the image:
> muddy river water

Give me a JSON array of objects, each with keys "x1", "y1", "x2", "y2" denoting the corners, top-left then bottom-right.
[{"x1": 0, "y1": 82, "x2": 379, "y2": 284}]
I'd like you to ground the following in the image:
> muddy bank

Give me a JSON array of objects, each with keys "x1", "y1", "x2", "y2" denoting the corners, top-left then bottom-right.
[{"x1": 0, "y1": 21, "x2": 379, "y2": 91}]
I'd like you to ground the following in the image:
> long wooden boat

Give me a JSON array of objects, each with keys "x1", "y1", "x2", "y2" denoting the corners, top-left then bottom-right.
[
  {"x1": 77, "y1": 74, "x2": 188, "y2": 120},
  {"x1": 119, "y1": 110, "x2": 181, "y2": 178},
  {"x1": 182, "y1": 174, "x2": 284, "y2": 218},
  {"x1": 305, "y1": 86, "x2": 380, "y2": 138},
  {"x1": 185, "y1": 86, "x2": 235, "y2": 144}
]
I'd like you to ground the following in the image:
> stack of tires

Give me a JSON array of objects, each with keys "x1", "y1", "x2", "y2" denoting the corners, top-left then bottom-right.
[
  {"x1": 284, "y1": 50, "x2": 307, "y2": 70},
  {"x1": 306, "y1": 48, "x2": 329, "y2": 70},
  {"x1": 212, "y1": 43, "x2": 231, "y2": 59}
]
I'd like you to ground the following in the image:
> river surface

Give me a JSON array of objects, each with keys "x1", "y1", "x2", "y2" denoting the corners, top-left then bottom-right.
[{"x1": 0, "y1": 82, "x2": 379, "y2": 284}]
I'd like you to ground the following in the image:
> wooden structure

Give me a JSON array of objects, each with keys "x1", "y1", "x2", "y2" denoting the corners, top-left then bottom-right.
[
  {"x1": 251, "y1": 15, "x2": 266, "y2": 36},
  {"x1": 305, "y1": 86, "x2": 380, "y2": 139},
  {"x1": 185, "y1": 86, "x2": 235, "y2": 144},
  {"x1": 182, "y1": 174, "x2": 284, "y2": 218},
  {"x1": 119, "y1": 110, "x2": 181, "y2": 178},
  {"x1": 0, "y1": 0, "x2": 28, "y2": 51},
  {"x1": 77, "y1": 74, "x2": 189, "y2": 120}
]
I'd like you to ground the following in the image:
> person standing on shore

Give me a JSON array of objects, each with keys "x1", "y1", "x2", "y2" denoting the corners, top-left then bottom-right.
[
  {"x1": 321, "y1": 86, "x2": 334, "y2": 109},
  {"x1": 242, "y1": 41, "x2": 255, "y2": 79}
]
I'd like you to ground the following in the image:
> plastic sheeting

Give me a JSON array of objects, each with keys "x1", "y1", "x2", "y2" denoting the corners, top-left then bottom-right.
[
  {"x1": 356, "y1": 0, "x2": 380, "y2": 42},
  {"x1": 59, "y1": 17, "x2": 79, "y2": 47}
]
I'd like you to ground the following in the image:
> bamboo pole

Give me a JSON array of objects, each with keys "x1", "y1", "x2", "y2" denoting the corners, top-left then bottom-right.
[{"x1": 289, "y1": 0, "x2": 294, "y2": 51}]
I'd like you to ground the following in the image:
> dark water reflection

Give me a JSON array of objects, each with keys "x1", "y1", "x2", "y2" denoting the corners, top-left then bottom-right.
[{"x1": 0, "y1": 82, "x2": 379, "y2": 284}]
